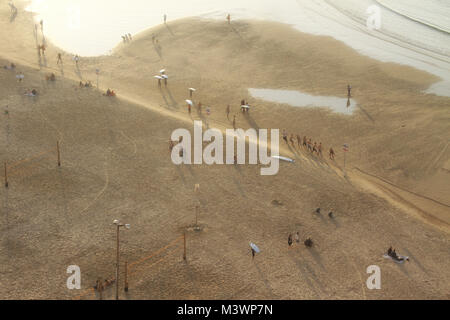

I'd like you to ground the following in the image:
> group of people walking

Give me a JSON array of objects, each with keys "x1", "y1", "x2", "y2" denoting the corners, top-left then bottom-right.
[
  {"x1": 282, "y1": 130, "x2": 336, "y2": 160},
  {"x1": 121, "y1": 33, "x2": 133, "y2": 43}
]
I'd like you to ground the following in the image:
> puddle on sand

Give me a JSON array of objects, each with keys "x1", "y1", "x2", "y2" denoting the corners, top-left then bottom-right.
[{"x1": 248, "y1": 88, "x2": 357, "y2": 115}]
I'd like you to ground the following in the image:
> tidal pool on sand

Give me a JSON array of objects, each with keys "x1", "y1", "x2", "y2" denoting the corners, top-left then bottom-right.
[{"x1": 248, "y1": 88, "x2": 357, "y2": 115}]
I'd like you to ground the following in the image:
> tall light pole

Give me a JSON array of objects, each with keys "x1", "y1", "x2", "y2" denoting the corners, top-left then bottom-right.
[{"x1": 113, "y1": 219, "x2": 130, "y2": 300}]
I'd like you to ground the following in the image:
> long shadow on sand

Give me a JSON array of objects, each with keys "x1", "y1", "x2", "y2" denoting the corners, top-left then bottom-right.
[
  {"x1": 229, "y1": 25, "x2": 251, "y2": 49},
  {"x1": 165, "y1": 87, "x2": 179, "y2": 109},
  {"x1": 253, "y1": 261, "x2": 277, "y2": 299},
  {"x1": 165, "y1": 24, "x2": 175, "y2": 36},
  {"x1": 10, "y1": 10, "x2": 17, "y2": 23},
  {"x1": 305, "y1": 247, "x2": 325, "y2": 270},
  {"x1": 243, "y1": 112, "x2": 260, "y2": 131},
  {"x1": 153, "y1": 42, "x2": 162, "y2": 58},
  {"x1": 357, "y1": 104, "x2": 375, "y2": 122},
  {"x1": 289, "y1": 255, "x2": 323, "y2": 298}
]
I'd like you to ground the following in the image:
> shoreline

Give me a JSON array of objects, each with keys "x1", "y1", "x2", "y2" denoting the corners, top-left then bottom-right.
[{"x1": 21, "y1": 0, "x2": 450, "y2": 97}]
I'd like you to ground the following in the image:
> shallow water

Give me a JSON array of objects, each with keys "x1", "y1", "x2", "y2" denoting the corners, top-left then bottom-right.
[
  {"x1": 248, "y1": 88, "x2": 356, "y2": 115},
  {"x1": 26, "y1": 0, "x2": 450, "y2": 96}
]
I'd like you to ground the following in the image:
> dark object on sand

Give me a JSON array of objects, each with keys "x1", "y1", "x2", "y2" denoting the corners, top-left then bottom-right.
[
  {"x1": 315, "y1": 208, "x2": 321, "y2": 214},
  {"x1": 304, "y1": 238, "x2": 313, "y2": 247},
  {"x1": 328, "y1": 211, "x2": 333, "y2": 218},
  {"x1": 271, "y1": 199, "x2": 283, "y2": 206}
]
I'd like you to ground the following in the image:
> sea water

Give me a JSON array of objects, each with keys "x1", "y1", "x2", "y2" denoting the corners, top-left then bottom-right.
[{"x1": 26, "y1": 0, "x2": 450, "y2": 96}]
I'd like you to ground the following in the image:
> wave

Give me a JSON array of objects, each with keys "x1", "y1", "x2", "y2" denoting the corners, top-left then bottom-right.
[{"x1": 375, "y1": 0, "x2": 450, "y2": 34}]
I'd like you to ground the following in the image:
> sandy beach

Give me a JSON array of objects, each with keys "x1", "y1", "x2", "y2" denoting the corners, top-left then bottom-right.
[{"x1": 0, "y1": 2, "x2": 449, "y2": 299}]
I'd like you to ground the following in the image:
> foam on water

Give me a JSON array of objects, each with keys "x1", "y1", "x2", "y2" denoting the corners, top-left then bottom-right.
[{"x1": 26, "y1": 0, "x2": 450, "y2": 97}]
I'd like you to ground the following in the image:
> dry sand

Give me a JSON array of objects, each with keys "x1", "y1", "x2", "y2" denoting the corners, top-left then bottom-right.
[{"x1": 0, "y1": 2, "x2": 449, "y2": 299}]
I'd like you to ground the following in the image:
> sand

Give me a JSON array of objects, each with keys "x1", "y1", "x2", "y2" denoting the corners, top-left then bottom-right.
[{"x1": 0, "y1": 2, "x2": 449, "y2": 299}]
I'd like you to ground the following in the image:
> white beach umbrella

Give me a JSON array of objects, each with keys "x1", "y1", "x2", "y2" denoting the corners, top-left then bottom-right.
[
  {"x1": 249, "y1": 242, "x2": 260, "y2": 253},
  {"x1": 185, "y1": 100, "x2": 193, "y2": 106},
  {"x1": 154, "y1": 75, "x2": 163, "y2": 79},
  {"x1": 189, "y1": 88, "x2": 196, "y2": 92},
  {"x1": 159, "y1": 69, "x2": 166, "y2": 74},
  {"x1": 161, "y1": 75, "x2": 168, "y2": 79}
]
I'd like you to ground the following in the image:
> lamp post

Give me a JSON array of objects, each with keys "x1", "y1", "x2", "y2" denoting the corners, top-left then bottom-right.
[{"x1": 113, "y1": 219, "x2": 130, "y2": 300}]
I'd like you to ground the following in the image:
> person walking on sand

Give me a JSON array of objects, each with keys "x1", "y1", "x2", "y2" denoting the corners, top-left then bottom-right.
[
  {"x1": 313, "y1": 142, "x2": 318, "y2": 154},
  {"x1": 290, "y1": 134, "x2": 295, "y2": 147},
  {"x1": 57, "y1": 53, "x2": 63, "y2": 65},
  {"x1": 303, "y1": 136, "x2": 307, "y2": 148},
  {"x1": 329, "y1": 147, "x2": 335, "y2": 160},
  {"x1": 227, "y1": 14, "x2": 231, "y2": 24},
  {"x1": 288, "y1": 234, "x2": 293, "y2": 247},
  {"x1": 251, "y1": 248, "x2": 255, "y2": 259},
  {"x1": 295, "y1": 232, "x2": 300, "y2": 244},
  {"x1": 318, "y1": 142, "x2": 323, "y2": 157},
  {"x1": 188, "y1": 103, "x2": 191, "y2": 114},
  {"x1": 347, "y1": 84, "x2": 352, "y2": 98},
  {"x1": 226, "y1": 104, "x2": 231, "y2": 119},
  {"x1": 282, "y1": 130, "x2": 288, "y2": 144},
  {"x1": 74, "y1": 55, "x2": 79, "y2": 67},
  {"x1": 307, "y1": 138, "x2": 312, "y2": 152},
  {"x1": 297, "y1": 134, "x2": 302, "y2": 148}
]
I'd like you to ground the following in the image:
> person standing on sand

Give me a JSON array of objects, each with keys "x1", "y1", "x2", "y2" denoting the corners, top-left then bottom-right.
[
  {"x1": 297, "y1": 134, "x2": 302, "y2": 148},
  {"x1": 295, "y1": 232, "x2": 300, "y2": 244},
  {"x1": 57, "y1": 53, "x2": 63, "y2": 65},
  {"x1": 290, "y1": 134, "x2": 295, "y2": 147},
  {"x1": 303, "y1": 136, "x2": 307, "y2": 148},
  {"x1": 288, "y1": 234, "x2": 293, "y2": 247},
  {"x1": 347, "y1": 84, "x2": 352, "y2": 98},
  {"x1": 233, "y1": 115, "x2": 236, "y2": 129},
  {"x1": 318, "y1": 142, "x2": 323, "y2": 157},
  {"x1": 251, "y1": 248, "x2": 255, "y2": 259},
  {"x1": 226, "y1": 105, "x2": 231, "y2": 119},
  {"x1": 282, "y1": 130, "x2": 288, "y2": 144},
  {"x1": 329, "y1": 147, "x2": 335, "y2": 160},
  {"x1": 307, "y1": 139, "x2": 312, "y2": 152},
  {"x1": 313, "y1": 142, "x2": 318, "y2": 154},
  {"x1": 198, "y1": 102, "x2": 202, "y2": 114},
  {"x1": 227, "y1": 14, "x2": 231, "y2": 24},
  {"x1": 188, "y1": 103, "x2": 191, "y2": 113}
]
